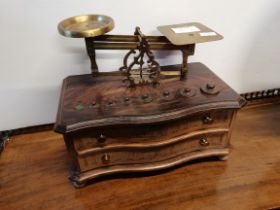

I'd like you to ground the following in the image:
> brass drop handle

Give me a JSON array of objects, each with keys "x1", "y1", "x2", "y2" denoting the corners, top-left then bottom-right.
[
  {"x1": 142, "y1": 94, "x2": 149, "y2": 100},
  {"x1": 199, "y1": 137, "x2": 209, "y2": 146},
  {"x1": 101, "y1": 153, "x2": 110, "y2": 164},
  {"x1": 163, "y1": 91, "x2": 170, "y2": 97},
  {"x1": 97, "y1": 133, "x2": 106, "y2": 144},
  {"x1": 203, "y1": 116, "x2": 214, "y2": 124}
]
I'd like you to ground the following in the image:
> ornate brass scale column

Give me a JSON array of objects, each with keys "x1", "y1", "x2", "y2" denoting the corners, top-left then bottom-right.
[{"x1": 55, "y1": 14, "x2": 246, "y2": 187}]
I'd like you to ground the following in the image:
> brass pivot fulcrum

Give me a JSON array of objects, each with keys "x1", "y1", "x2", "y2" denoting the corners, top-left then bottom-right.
[{"x1": 120, "y1": 27, "x2": 161, "y2": 87}]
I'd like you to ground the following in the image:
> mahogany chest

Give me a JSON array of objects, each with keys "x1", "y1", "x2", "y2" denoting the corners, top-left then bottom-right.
[{"x1": 54, "y1": 63, "x2": 246, "y2": 187}]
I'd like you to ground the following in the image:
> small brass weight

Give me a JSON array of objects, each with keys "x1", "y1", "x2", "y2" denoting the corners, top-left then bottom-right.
[{"x1": 58, "y1": 14, "x2": 223, "y2": 86}]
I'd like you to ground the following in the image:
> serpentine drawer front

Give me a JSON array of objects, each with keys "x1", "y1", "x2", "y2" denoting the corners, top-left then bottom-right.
[
  {"x1": 71, "y1": 109, "x2": 233, "y2": 151},
  {"x1": 75, "y1": 130, "x2": 229, "y2": 172},
  {"x1": 55, "y1": 63, "x2": 246, "y2": 187}
]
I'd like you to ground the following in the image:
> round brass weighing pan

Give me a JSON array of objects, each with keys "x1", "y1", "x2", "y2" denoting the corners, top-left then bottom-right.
[{"x1": 58, "y1": 14, "x2": 114, "y2": 38}]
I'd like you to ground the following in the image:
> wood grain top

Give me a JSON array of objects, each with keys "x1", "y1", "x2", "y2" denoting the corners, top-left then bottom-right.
[{"x1": 54, "y1": 63, "x2": 246, "y2": 133}]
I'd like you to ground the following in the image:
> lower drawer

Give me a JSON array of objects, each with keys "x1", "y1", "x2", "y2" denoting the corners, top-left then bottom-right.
[{"x1": 76, "y1": 130, "x2": 229, "y2": 172}]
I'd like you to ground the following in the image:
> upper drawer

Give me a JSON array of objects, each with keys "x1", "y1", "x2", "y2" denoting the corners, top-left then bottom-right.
[{"x1": 70, "y1": 109, "x2": 234, "y2": 151}]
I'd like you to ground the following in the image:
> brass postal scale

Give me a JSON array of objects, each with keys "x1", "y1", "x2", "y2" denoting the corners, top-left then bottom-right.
[{"x1": 55, "y1": 14, "x2": 246, "y2": 187}]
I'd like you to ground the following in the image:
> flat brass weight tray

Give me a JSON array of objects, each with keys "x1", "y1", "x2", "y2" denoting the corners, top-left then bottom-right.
[
  {"x1": 157, "y1": 22, "x2": 223, "y2": 45},
  {"x1": 58, "y1": 14, "x2": 114, "y2": 38}
]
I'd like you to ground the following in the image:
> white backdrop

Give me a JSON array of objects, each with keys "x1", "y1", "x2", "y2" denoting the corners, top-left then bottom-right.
[{"x1": 0, "y1": 0, "x2": 280, "y2": 130}]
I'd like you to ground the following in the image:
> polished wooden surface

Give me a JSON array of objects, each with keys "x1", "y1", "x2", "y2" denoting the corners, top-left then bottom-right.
[
  {"x1": 1, "y1": 103, "x2": 280, "y2": 210},
  {"x1": 54, "y1": 63, "x2": 245, "y2": 133}
]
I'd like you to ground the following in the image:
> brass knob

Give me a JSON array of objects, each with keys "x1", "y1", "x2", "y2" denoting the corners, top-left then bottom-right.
[
  {"x1": 163, "y1": 91, "x2": 170, "y2": 97},
  {"x1": 107, "y1": 100, "x2": 114, "y2": 106},
  {"x1": 180, "y1": 88, "x2": 193, "y2": 97},
  {"x1": 142, "y1": 94, "x2": 149, "y2": 100},
  {"x1": 183, "y1": 88, "x2": 191, "y2": 93},
  {"x1": 200, "y1": 84, "x2": 220, "y2": 95},
  {"x1": 89, "y1": 101, "x2": 96, "y2": 108},
  {"x1": 124, "y1": 97, "x2": 130, "y2": 102},
  {"x1": 101, "y1": 153, "x2": 110, "y2": 164},
  {"x1": 97, "y1": 133, "x2": 106, "y2": 144},
  {"x1": 203, "y1": 116, "x2": 214, "y2": 124},
  {"x1": 199, "y1": 137, "x2": 209, "y2": 146},
  {"x1": 206, "y1": 83, "x2": 215, "y2": 90}
]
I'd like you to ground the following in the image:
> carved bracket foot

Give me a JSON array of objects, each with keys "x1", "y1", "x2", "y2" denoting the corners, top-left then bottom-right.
[
  {"x1": 69, "y1": 176, "x2": 87, "y2": 188},
  {"x1": 219, "y1": 155, "x2": 229, "y2": 161}
]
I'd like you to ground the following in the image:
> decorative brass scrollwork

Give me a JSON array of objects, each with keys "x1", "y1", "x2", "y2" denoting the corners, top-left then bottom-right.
[{"x1": 119, "y1": 27, "x2": 161, "y2": 87}]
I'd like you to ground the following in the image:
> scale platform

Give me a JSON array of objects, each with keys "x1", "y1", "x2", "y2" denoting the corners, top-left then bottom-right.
[
  {"x1": 58, "y1": 14, "x2": 114, "y2": 38},
  {"x1": 157, "y1": 22, "x2": 223, "y2": 45}
]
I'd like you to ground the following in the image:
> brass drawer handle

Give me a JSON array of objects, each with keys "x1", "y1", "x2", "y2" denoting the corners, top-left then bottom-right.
[
  {"x1": 97, "y1": 133, "x2": 106, "y2": 144},
  {"x1": 203, "y1": 116, "x2": 214, "y2": 124},
  {"x1": 163, "y1": 91, "x2": 170, "y2": 97},
  {"x1": 101, "y1": 153, "x2": 110, "y2": 164},
  {"x1": 199, "y1": 137, "x2": 209, "y2": 146}
]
